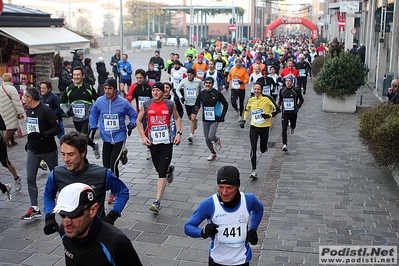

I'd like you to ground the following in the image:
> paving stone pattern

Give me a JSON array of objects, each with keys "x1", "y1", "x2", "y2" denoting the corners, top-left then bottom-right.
[{"x1": 0, "y1": 46, "x2": 398, "y2": 266}]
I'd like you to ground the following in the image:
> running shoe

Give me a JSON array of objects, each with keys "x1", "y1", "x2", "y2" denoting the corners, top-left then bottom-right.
[
  {"x1": 207, "y1": 153, "x2": 217, "y2": 161},
  {"x1": 282, "y1": 144, "x2": 289, "y2": 152},
  {"x1": 249, "y1": 169, "x2": 258, "y2": 179},
  {"x1": 146, "y1": 150, "x2": 152, "y2": 160},
  {"x1": 166, "y1": 164, "x2": 175, "y2": 184},
  {"x1": 108, "y1": 194, "x2": 116, "y2": 204},
  {"x1": 14, "y1": 175, "x2": 22, "y2": 191},
  {"x1": 4, "y1": 183, "x2": 11, "y2": 202},
  {"x1": 150, "y1": 200, "x2": 161, "y2": 212},
  {"x1": 93, "y1": 144, "x2": 101, "y2": 159},
  {"x1": 39, "y1": 160, "x2": 48, "y2": 171},
  {"x1": 120, "y1": 148, "x2": 128, "y2": 165},
  {"x1": 290, "y1": 127, "x2": 295, "y2": 134},
  {"x1": 215, "y1": 137, "x2": 222, "y2": 151},
  {"x1": 21, "y1": 207, "x2": 42, "y2": 220},
  {"x1": 188, "y1": 134, "x2": 194, "y2": 143},
  {"x1": 235, "y1": 111, "x2": 239, "y2": 117}
]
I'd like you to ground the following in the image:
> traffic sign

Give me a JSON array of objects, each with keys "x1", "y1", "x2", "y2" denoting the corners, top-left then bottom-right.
[
  {"x1": 229, "y1": 24, "x2": 236, "y2": 32},
  {"x1": 338, "y1": 19, "x2": 346, "y2": 28},
  {"x1": 351, "y1": 28, "x2": 357, "y2": 35}
]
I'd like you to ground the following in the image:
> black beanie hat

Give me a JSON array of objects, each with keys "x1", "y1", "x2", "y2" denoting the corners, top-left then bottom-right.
[
  {"x1": 152, "y1": 82, "x2": 165, "y2": 93},
  {"x1": 217, "y1": 166, "x2": 240, "y2": 187}
]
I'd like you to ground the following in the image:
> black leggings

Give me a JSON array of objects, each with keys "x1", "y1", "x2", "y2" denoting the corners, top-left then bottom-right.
[
  {"x1": 249, "y1": 125, "x2": 270, "y2": 170},
  {"x1": 231, "y1": 89, "x2": 246, "y2": 116},
  {"x1": 297, "y1": 77, "x2": 308, "y2": 91},
  {"x1": 281, "y1": 112, "x2": 298, "y2": 145},
  {"x1": 102, "y1": 141, "x2": 124, "y2": 177},
  {"x1": 73, "y1": 119, "x2": 96, "y2": 149},
  {"x1": 0, "y1": 136, "x2": 11, "y2": 168},
  {"x1": 149, "y1": 143, "x2": 173, "y2": 178}
]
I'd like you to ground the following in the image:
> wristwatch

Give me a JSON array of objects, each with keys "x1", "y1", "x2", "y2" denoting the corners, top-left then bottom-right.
[{"x1": 177, "y1": 131, "x2": 182, "y2": 135}]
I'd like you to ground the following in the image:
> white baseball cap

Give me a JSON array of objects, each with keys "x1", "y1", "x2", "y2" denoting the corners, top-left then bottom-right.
[{"x1": 52, "y1": 183, "x2": 95, "y2": 218}]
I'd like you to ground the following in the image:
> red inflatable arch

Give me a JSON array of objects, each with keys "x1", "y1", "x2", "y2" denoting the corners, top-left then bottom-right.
[{"x1": 265, "y1": 17, "x2": 319, "y2": 40}]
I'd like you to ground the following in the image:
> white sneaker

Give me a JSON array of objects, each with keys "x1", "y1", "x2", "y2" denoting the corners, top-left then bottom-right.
[
  {"x1": 93, "y1": 143, "x2": 101, "y2": 159},
  {"x1": 235, "y1": 111, "x2": 239, "y2": 117},
  {"x1": 166, "y1": 164, "x2": 175, "y2": 184},
  {"x1": 4, "y1": 183, "x2": 11, "y2": 202},
  {"x1": 188, "y1": 134, "x2": 194, "y2": 143},
  {"x1": 146, "y1": 150, "x2": 152, "y2": 160},
  {"x1": 282, "y1": 144, "x2": 289, "y2": 152},
  {"x1": 207, "y1": 153, "x2": 217, "y2": 161},
  {"x1": 249, "y1": 169, "x2": 258, "y2": 179},
  {"x1": 14, "y1": 175, "x2": 22, "y2": 191}
]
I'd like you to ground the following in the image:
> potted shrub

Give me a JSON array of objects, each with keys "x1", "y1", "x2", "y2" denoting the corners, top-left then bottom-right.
[
  {"x1": 313, "y1": 51, "x2": 369, "y2": 112},
  {"x1": 359, "y1": 103, "x2": 399, "y2": 185}
]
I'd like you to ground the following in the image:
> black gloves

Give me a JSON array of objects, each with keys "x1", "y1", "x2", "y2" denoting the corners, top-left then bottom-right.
[
  {"x1": 90, "y1": 128, "x2": 97, "y2": 142},
  {"x1": 29, "y1": 132, "x2": 45, "y2": 140},
  {"x1": 102, "y1": 210, "x2": 119, "y2": 225},
  {"x1": 127, "y1": 124, "x2": 135, "y2": 136},
  {"x1": 201, "y1": 223, "x2": 219, "y2": 239},
  {"x1": 217, "y1": 116, "x2": 225, "y2": 122},
  {"x1": 261, "y1": 113, "x2": 271, "y2": 119},
  {"x1": 180, "y1": 97, "x2": 185, "y2": 104},
  {"x1": 239, "y1": 120, "x2": 246, "y2": 128},
  {"x1": 246, "y1": 229, "x2": 258, "y2": 245},
  {"x1": 67, "y1": 106, "x2": 74, "y2": 117},
  {"x1": 238, "y1": 80, "x2": 244, "y2": 85},
  {"x1": 43, "y1": 213, "x2": 59, "y2": 235}
]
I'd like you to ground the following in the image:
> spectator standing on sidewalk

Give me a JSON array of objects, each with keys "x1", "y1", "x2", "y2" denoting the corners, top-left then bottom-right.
[
  {"x1": 0, "y1": 73, "x2": 25, "y2": 147},
  {"x1": 96, "y1": 56, "x2": 109, "y2": 97},
  {"x1": 83, "y1": 58, "x2": 96, "y2": 87},
  {"x1": 58, "y1": 61, "x2": 72, "y2": 96},
  {"x1": 22, "y1": 87, "x2": 61, "y2": 220},
  {"x1": 185, "y1": 165, "x2": 264, "y2": 266}
]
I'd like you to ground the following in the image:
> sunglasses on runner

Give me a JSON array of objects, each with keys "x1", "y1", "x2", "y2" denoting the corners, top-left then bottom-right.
[{"x1": 59, "y1": 205, "x2": 91, "y2": 219}]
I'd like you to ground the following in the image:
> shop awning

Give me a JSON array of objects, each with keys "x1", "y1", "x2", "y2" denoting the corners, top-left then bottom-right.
[{"x1": 0, "y1": 27, "x2": 90, "y2": 54}]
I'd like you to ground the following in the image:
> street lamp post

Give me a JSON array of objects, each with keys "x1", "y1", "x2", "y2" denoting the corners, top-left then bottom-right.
[
  {"x1": 107, "y1": 0, "x2": 110, "y2": 54},
  {"x1": 232, "y1": 0, "x2": 235, "y2": 42},
  {"x1": 147, "y1": 0, "x2": 150, "y2": 40},
  {"x1": 190, "y1": 0, "x2": 193, "y2": 45},
  {"x1": 119, "y1": 0, "x2": 123, "y2": 56}
]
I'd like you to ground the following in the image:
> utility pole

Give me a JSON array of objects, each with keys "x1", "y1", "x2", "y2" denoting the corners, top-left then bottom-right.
[
  {"x1": 190, "y1": 0, "x2": 193, "y2": 45},
  {"x1": 119, "y1": 0, "x2": 123, "y2": 56}
]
